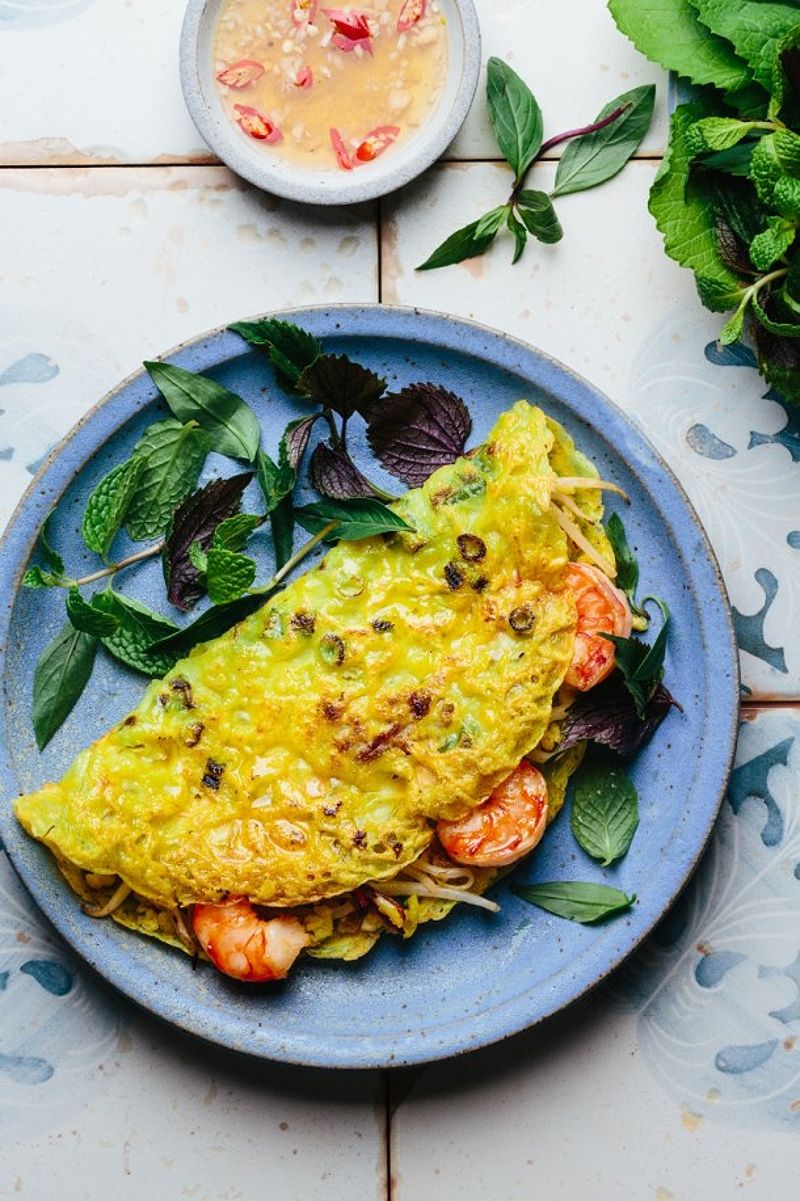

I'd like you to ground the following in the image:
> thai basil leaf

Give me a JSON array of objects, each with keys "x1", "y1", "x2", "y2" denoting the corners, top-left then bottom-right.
[
  {"x1": 295, "y1": 497, "x2": 414, "y2": 541},
  {"x1": 570, "y1": 752, "x2": 640, "y2": 866},
  {"x1": 507, "y1": 207, "x2": 528, "y2": 263},
  {"x1": 417, "y1": 217, "x2": 500, "y2": 271},
  {"x1": 256, "y1": 448, "x2": 294, "y2": 515},
  {"x1": 512, "y1": 881, "x2": 635, "y2": 924},
  {"x1": 144, "y1": 361, "x2": 260, "y2": 462},
  {"x1": 552, "y1": 84, "x2": 655, "y2": 197},
  {"x1": 270, "y1": 495, "x2": 295, "y2": 568},
  {"x1": 124, "y1": 420, "x2": 212, "y2": 542},
  {"x1": 32, "y1": 623, "x2": 98, "y2": 750},
  {"x1": 486, "y1": 56, "x2": 543, "y2": 180},
  {"x1": 517, "y1": 191, "x2": 563, "y2": 243},
  {"x1": 605, "y1": 601, "x2": 670, "y2": 718},
  {"x1": 605, "y1": 512, "x2": 640, "y2": 612},
  {"x1": 39, "y1": 510, "x2": 65, "y2": 576},
  {"x1": 148, "y1": 591, "x2": 270, "y2": 657}
]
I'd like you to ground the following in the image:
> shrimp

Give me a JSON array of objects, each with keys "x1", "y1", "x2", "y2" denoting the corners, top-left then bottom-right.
[
  {"x1": 437, "y1": 761, "x2": 549, "y2": 868},
  {"x1": 564, "y1": 561, "x2": 632, "y2": 691},
  {"x1": 192, "y1": 898, "x2": 309, "y2": 983}
]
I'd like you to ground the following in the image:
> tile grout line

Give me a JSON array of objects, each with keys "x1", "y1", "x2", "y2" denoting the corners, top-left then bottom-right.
[{"x1": 0, "y1": 153, "x2": 667, "y2": 172}]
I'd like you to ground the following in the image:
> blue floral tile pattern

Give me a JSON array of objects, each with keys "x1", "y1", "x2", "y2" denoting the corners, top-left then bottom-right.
[
  {"x1": 0, "y1": 844, "x2": 121, "y2": 1132},
  {"x1": 609, "y1": 709, "x2": 800, "y2": 1131},
  {"x1": 628, "y1": 312, "x2": 800, "y2": 699}
]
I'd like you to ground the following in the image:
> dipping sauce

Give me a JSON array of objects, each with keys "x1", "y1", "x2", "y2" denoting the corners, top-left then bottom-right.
[{"x1": 213, "y1": 1, "x2": 448, "y2": 171}]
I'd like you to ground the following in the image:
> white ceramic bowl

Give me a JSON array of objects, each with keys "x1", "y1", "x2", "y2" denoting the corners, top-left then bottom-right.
[{"x1": 180, "y1": 0, "x2": 481, "y2": 206}]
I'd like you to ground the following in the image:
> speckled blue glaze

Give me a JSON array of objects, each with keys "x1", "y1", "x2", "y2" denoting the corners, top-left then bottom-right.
[{"x1": 0, "y1": 306, "x2": 739, "y2": 1068}]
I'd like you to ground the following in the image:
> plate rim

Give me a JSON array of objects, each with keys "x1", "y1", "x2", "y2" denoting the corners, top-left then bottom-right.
[{"x1": 0, "y1": 303, "x2": 741, "y2": 1068}]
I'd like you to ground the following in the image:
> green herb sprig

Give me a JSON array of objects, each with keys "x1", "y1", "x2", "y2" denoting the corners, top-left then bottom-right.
[
  {"x1": 24, "y1": 320, "x2": 477, "y2": 748},
  {"x1": 417, "y1": 58, "x2": 655, "y2": 270},
  {"x1": 611, "y1": 0, "x2": 800, "y2": 404}
]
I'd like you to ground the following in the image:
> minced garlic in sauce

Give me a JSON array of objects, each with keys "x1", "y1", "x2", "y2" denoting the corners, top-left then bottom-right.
[{"x1": 213, "y1": 1, "x2": 447, "y2": 170}]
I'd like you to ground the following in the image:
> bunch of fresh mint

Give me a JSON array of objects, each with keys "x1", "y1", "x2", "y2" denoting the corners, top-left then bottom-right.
[{"x1": 611, "y1": 0, "x2": 800, "y2": 403}]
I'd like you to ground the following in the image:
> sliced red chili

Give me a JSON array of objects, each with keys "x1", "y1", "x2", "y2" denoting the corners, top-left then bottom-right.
[
  {"x1": 215, "y1": 59, "x2": 265, "y2": 90},
  {"x1": 294, "y1": 64, "x2": 314, "y2": 89},
  {"x1": 354, "y1": 125, "x2": 401, "y2": 163},
  {"x1": 291, "y1": 0, "x2": 317, "y2": 25},
  {"x1": 234, "y1": 105, "x2": 283, "y2": 143},
  {"x1": 397, "y1": 0, "x2": 426, "y2": 31},
  {"x1": 330, "y1": 128, "x2": 353, "y2": 170},
  {"x1": 322, "y1": 7, "x2": 373, "y2": 53}
]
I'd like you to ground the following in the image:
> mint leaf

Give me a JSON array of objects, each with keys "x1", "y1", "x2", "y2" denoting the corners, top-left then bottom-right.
[
  {"x1": 310, "y1": 441, "x2": 377, "y2": 500},
  {"x1": 695, "y1": 274, "x2": 749, "y2": 313},
  {"x1": 39, "y1": 510, "x2": 65, "y2": 576},
  {"x1": 417, "y1": 217, "x2": 500, "y2": 271},
  {"x1": 486, "y1": 56, "x2": 543, "y2": 180},
  {"x1": 229, "y1": 318, "x2": 323, "y2": 388},
  {"x1": 148, "y1": 592, "x2": 269, "y2": 657},
  {"x1": 124, "y1": 419, "x2": 212, "y2": 542},
  {"x1": 22, "y1": 566, "x2": 63, "y2": 589},
  {"x1": 213, "y1": 511, "x2": 263, "y2": 552},
  {"x1": 507, "y1": 207, "x2": 528, "y2": 263},
  {"x1": 365, "y1": 382, "x2": 472, "y2": 486},
  {"x1": 649, "y1": 103, "x2": 742, "y2": 290},
  {"x1": 720, "y1": 304, "x2": 748, "y2": 345},
  {"x1": 295, "y1": 497, "x2": 414, "y2": 541},
  {"x1": 93, "y1": 589, "x2": 179, "y2": 677},
  {"x1": 552, "y1": 85, "x2": 655, "y2": 196},
  {"x1": 163, "y1": 472, "x2": 252, "y2": 610},
  {"x1": 205, "y1": 547, "x2": 257, "y2": 604},
  {"x1": 752, "y1": 292, "x2": 800, "y2": 336},
  {"x1": 749, "y1": 216, "x2": 797, "y2": 270},
  {"x1": 82, "y1": 457, "x2": 145, "y2": 559},
  {"x1": 609, "y1": 0, "x2": 757, "y2": 94},
  {"x1": 32, "y1": 623, "x2": 98, "y2": 749},
  {"x1": 188, "y1": 541, "x2": 207, "y2": 573},
  {"x1": 686, "y1": 116, "x2": 759, "y2": 154},
  {"x1": 297, "y1": 353, "x2": 386, "y2": 420},
  {"x1": 144, "y1": 361, "x2": 260, "y2": 462},
  {"x1": 65, "y1": 587, "x2": 120, "y2": 637},
  {"x1": 570, "y1": 752, "x2": 640, "y2": 865},
  {"x1": 512, "y1": 881, "x2": 635, "y2": 924},
  {"x1": 516, "y1": 191, "x2": 563, "y2": 243}
]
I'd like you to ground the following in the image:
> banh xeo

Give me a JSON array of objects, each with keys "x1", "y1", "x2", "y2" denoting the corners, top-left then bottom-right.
[{"x1": 16, "y1": 326, "x2": 674, "y2": 984}]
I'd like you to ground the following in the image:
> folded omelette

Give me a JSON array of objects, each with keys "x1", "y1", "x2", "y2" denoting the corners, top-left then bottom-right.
[{"x1": 16, "y1": 401, "x2": 618, "y2": 974}]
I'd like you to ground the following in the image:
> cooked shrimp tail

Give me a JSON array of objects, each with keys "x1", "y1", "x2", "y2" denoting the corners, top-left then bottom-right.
[
  {"x1": 437, "y1": 761, "x2": 549, "y2": 868},
  {"x1": 564, "y1": 561, "x2": 632, "y2": 691},
  {"x1": 193, "y1": 898, "x2": 309, "y2": 982}
]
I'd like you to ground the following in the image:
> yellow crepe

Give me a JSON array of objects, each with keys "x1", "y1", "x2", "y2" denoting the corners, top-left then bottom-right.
[{"x1": 16, "y1": 401, "x2": 577, "y2": 915}]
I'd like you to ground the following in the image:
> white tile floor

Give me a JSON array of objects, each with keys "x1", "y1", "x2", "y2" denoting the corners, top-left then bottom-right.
[{"x1": 1, "y1": 1, "x2": 798, "y2": 1197}]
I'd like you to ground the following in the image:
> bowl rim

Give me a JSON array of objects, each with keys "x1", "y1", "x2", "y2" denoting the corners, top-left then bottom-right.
[{"x1": 179, "y1": 0, "x2": 482, "y2": 206}]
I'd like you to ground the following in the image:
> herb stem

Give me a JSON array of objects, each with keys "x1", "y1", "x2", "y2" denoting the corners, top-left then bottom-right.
[
  {"x1": 70, "y1": 541, "x2": 164, "y2": 587},
  {"x1": 537, "y1": 104, "x2": 630, "y2": 159},
  {"x1": 251, "y1": 520, "x2": 339, "y2": 594},
  {"x1": 323, "y1": 407, "x2": 341, "y2": 449}
]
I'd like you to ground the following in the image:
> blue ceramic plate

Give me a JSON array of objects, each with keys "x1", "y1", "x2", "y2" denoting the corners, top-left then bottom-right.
[{"x1": 0, "y1": 306, "x2": 739, "y2": 1068}]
